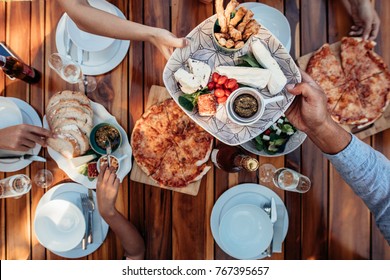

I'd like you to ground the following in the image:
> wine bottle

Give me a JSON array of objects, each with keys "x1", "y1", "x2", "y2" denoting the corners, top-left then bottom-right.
[
  {"x1": 211, "y1": 143, "x2": 259, "y2": 172},
  {"x1": 0, "y1": 55, "x2": 41, "y2": 84}
]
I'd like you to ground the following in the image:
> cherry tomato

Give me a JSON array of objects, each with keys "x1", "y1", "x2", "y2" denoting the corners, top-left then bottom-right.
[
  {"x1": 215, "y1": 83, "x2": 223, "y2": 89},
  {"x1": 217, "y1": 96, "x2": 228, "y2": 103},
  {"x1": 224, "y1": 89, "x2": 232, "y2": 96},
  {"x1": 217, "y1": 75, "x2": 228, "y2": 85},
  {"x1": 264, "y1": 129, "x2": 271, "y2": 135},
  {"x1": 207, "y1": 81, "x2": 215, "y2": 90},
  {"x1": 226, "y1": 79, "x2": 238, "y2": 89},
  {"x1": 231, "y1": 84, "x2": 239, "y2": 91},
  {"x1": 214, "y1": 88, "x2": 225, "y2": 98},
  {"x1": 212, "y1": 72, "x2": 220, "y2": 83}
]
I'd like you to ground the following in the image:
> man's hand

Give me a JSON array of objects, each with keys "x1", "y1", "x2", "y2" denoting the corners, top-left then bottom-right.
[
  {"x1": 343, "y1": 0, "x2": 380, "y2": 40},
  {"x1": 285, "y1": 70, "x2": 331, "y2": 135},
  {"x1": 0, "y1": 124, "x2": 52, "y2": 152},
  {"x1": 96, "y1": 164, "x2": 120, "y2": 218}
]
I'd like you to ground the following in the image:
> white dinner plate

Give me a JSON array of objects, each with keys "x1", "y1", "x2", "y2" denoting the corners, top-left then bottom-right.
[
  {"x1": 55, "y1": 5, "x2": 130, "y2": 76},
  {"x1": 163, "y1": 15, "x2": 301, "y2": 146},
  {"x1": 35, "y1": 182, "x2": 109, "y2": 258},
  {"x1": 219, "y1": 204, "x2": 273, "y2": 260},
  {"x1": 210, "y1": 183, "x2": 288, "y2": 260},
  {"x1": 44, "y1": 100, "x2": 132, "y2": 189},
  {"x1": 239, "y1": 3, "x2": 291, "y2": 51},
  {"x1": 0, "y1": 98, "x2": 42, "y2": 172},
  {"x1": 0, "y1": 96, "x2": 23, "y2": 129}
]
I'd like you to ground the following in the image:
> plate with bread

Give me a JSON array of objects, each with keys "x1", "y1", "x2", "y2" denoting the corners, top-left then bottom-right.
[
  {"x1": 163, "y1": 0, "x2": 301, "y2": 146},
  {"x1": 44, "y1": 90, "x2": 132, "y2": 189}
]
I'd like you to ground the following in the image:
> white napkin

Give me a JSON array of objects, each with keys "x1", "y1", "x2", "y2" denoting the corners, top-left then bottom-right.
[{"x1": 272, "y1": 203, "x2": 286, "y2": 253}]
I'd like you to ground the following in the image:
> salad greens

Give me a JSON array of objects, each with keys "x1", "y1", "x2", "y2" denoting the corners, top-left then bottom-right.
[
  {"x1": 238, "y1": 53, "x2": 261, "y2": 68},
  {"x1": 254, "y1": 116, "x2": 297, "y2": 155}
]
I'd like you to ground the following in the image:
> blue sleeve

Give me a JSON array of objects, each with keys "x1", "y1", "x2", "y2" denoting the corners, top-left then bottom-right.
[{"x1": 324, "y1": 135, "x2": 390, "y2": 244}]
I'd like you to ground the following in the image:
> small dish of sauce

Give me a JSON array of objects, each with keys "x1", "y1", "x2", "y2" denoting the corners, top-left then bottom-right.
[{"x1": 233, "y1": 94, "x2": 259, "y2": 118}]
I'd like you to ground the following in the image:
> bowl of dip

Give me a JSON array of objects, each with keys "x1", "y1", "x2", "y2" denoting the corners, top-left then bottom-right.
[
  {"x1": 226, "y1": 87, "x2": 284, "y2": 126},
  {"x1": 89, "y1": 123, "x2": 122, "y2": 155}
]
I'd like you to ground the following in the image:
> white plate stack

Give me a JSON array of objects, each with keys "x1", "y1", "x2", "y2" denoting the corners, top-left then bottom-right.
[{"x1": 55, "y1": 0, "x2": 130, "y2": 76}]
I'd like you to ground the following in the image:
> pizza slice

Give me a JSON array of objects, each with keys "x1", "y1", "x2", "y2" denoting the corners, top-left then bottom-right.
[
  {"x1": 306, "y1": 43, "x2": 346, "y2": 91},
  {"x1": 131, "y1": 120, "x2": 173, "y2": 176},
  {"x1": 172, "y1": 121, "x2": 213, "y2": 166},
  {"x1": 331, "y1": 80, "x2": 368, "y2": 125},
  {"x1": 357, "y1": 72, "x2": 390, "y2": 124},
  {"x1": 340, "y1": 37, "x2": 384, "y2": 81},
  {"x1": 140, "y1": 102, "x2": 171, "y2": 135},
  {"x1": 164, "y1": 99, "x2": 192, "y2": 136},
  {"x1": 151, "y1": 146, "x2": 187, "y2": 188},
  {"x1": 324, "y1": 86, "x2": 345, "y2": 113}
]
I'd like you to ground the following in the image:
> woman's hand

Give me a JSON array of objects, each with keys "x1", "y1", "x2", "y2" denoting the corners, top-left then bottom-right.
[
  {"x1": 0, "y1": 124, "x2": 52, "y2": 152},
  {"x1": 96, "y1": 164, "x2": 120, "y2": 218},
  {"x1": 149, "y1": 28, "x2": 188, "y2": 60}
]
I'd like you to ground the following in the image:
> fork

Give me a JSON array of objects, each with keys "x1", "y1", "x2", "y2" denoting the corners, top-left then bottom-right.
[
  {"x1": 263, "y1": 202, "x2": 275, "y2": 257},
  {"x1": 80, "y1": 193, "x2": 89, "y2": 250}
]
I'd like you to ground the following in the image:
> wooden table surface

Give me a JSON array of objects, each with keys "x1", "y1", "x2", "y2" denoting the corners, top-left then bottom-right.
[{"x1": 1, "y1": 0, "x2": 389, "y2": 260}]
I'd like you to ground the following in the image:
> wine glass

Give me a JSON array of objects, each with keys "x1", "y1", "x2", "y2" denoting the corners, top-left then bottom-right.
[
  {"x1": 48, "y1": 53, "x2": 96, "y2": 93},
  {"x1": 259, "y1": 164, "x2": 311, "y2": 193},
  {"x1": 33, "y1": 169, "x2": 54, "y2": 189}
]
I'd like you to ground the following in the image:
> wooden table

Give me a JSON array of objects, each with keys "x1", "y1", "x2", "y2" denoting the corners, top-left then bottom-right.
[{"x1": 1, "y1": 0, "x2": 389, "y2": 260}]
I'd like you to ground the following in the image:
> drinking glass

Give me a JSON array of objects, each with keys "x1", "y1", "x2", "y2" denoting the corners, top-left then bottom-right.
[
  {"x1": 259, "y1": 164, "x2": 311, "y2": 193},
  {"x1": 48, "y1": 53, "x2": 96, "y2": 93},
  {"x1": 33, "y1": 169, "x2": 54, "y2": 189}
]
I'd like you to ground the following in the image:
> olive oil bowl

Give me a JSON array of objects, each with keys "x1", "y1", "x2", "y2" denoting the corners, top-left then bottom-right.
[
  {"x1": 89, "y1": 122, "x2": 122, "y2": 155},
  {"x1": 226, "y1": 87, "x2": 284, "y2": 126}
]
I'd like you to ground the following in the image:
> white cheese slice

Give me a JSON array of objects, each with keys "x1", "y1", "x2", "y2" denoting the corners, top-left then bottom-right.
[
  {"x1": 215, "y1": 66, "x2": 271, "y2": 89},
  {"x1": 188, "y1": 59, "x2": 211, "y2": 88},
  {"x1": 174, "y1": 59, "x2": 212, "y2": 94},
  {"x1": 69, "y1": 154, "x2": 97, "y2": 168},
  {"x1": 251, "y1": 40, "x2": 287, "y2": 95}
]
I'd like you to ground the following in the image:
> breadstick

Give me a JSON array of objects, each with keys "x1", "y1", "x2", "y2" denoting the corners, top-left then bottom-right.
[
  {"x1": 224, "y1": 0, "x2": 239, "y2": 27},
  {"x1": 243, "y1": 21, "x2": 260, "y2": 41},
  {"x1": 234, "y1": 41, "x2": 245, "y2": 49},
  {"x1": 225, "y1": 39, "x2": 235, "y2": 49},
  {"x1": 214, "y1": 32, "x2": 229, "y2": 41},
  {"x1": 230, "y1": 7, "x2": 248, "y2": 27},
  {"x1": 215, "y1": 0, "x2": 227, "y2": 33},
  {"x1": 237, "y1": 9, "x2": 254, "y2": 33},
  {"x1": 228, "y1": 25, "x2": 242, "y2": 42}
]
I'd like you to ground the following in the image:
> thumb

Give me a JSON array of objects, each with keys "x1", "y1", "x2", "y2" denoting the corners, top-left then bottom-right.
[
  {"x1": 169, "y1": 37, "x2": 189, "y2": 49},
  {"x1": 286, "y1": 82, "x2": 315, "y2": 99}
]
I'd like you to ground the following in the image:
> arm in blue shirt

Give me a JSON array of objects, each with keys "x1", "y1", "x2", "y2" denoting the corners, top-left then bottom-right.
[{"x1": 325, "y1": 135, "x2": 390, "y2": 244}]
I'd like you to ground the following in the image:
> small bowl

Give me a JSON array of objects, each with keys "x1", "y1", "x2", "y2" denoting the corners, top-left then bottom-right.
[
  {"x1": 97, "y1": 154, "x2": 120, "y2": 174},
  {"x1": 226, "y1": 87, "x2": 284, "y2": 126},
  {"x1": 89, "y1": 123, "x2": 122, "y2": 155},
  {"x1": 212, "y1": 17, "x2": 250, "y2": 53},
  {"x1": 226, "y1": 87, "x2": 262, "y2": 125},
  {"x1": 34, "y1": 199, "x2": 85, "y2": 252}
]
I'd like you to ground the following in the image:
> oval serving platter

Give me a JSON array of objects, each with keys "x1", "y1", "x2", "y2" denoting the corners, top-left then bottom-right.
[{"x1": 163, "y1": 14, "x2": 301, "y2": 146}]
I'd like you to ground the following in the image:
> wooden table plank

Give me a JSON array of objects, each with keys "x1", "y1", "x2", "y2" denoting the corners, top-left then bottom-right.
[
  {"x1": 30, "y1": 0, "x2": 47, "y2": 261},
  {"x1": 4, "y1": 2, "x2": 32, "y2": 260},
  {"x1": 296, "y1": 0, "x2": 329, "y2": 260},
  {"x1": 143, "y1": 0, "x2": 173, "y2": 260}
]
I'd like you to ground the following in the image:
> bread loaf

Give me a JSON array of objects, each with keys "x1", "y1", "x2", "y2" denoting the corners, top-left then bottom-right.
[{"x1": 46, "y1": 91, "x2": 93, "y2": 158}]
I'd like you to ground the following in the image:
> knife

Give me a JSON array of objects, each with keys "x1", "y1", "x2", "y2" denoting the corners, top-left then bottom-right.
[
  {"x1": 272, "y1": 201, "x2": 285, "y2": 253},
  {"x1": 0, "y1": 154, "x2": 46, "y2": 162},
  {"x1": 87, "y1": 189, "x2": 94, "y2": 244}
]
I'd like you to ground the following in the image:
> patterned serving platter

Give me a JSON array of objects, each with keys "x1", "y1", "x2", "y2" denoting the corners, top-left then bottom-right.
[{"x1": 163, "y1": 15, "x2": 301, "y2": 145}]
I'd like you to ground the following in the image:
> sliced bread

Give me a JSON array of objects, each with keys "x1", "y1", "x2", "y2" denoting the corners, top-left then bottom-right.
[{"x1": 47, "y1": 133, "x2": 81, "y2": 159}]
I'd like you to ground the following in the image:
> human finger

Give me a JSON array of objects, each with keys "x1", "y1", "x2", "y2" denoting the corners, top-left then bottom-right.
[
  {"x1": 25, "y1": 132, "x2": 48, "y2": 147},
  {"x1": 169, "y1": 37, "x2": 189, "y2": 49},
  {"x1": 21, "y1": 138, "x2": 36, "y2": 149},
  {"x1": 369, "y1": 18, "x2": 380, "y2": 40},
  {"x1": 102, "y1": 165, "x2": 112, "y2": 182},
  {"x1": 26, "y1": 125, "x2": 53, "y2": 138},
  {"x1": 362, "y1": 19, "x2": 373, "y2": 40}
]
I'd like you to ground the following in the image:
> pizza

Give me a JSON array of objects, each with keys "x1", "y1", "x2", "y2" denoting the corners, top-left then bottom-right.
[
  {"x1": 306, "y1": 37, "x2": 390, "y2": 126},
  {"x1": 131, "y1": 99, "x2": 213, "y2": 188}
]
